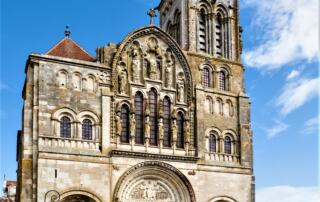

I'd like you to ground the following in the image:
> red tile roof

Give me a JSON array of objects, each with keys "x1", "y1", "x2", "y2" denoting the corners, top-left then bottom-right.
[{"x1": 46, "y1": 37, "x2": 96, "y2": 62}]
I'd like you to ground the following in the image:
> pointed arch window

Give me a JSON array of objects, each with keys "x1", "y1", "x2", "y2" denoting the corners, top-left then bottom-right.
[
  {"x1": 203, "y1": 67, "x2": 210, "y2": 88},
  {"x1": 209, "y1": 134, "x2": 217, "y2": 153},
  {"x1": 60, "y1": 116, "x2": 71, "y2": 138},
  {"x1": 149, "y1": 89, "x2": 158, "y2": 146},
  {"x1": 163, "y1": 97, "x2": 171, "y2": 147},
  {"x1": 82, "y1": 119, "x2": 93, "y2": 140},
  {"x1": 224, "y1": 136, "x2": 232, "y2": 154},
  {"x1": 176, "y1": 112, "x2": 184, "y2": 149},
  {"x1": 120, "y1": 105, "x2": 130, "y2": 143},
  {"x1": 135, "y1": 92, "x2": 144, "y2": 145},
  {"x1": 173, "y1": 10, "x2": 181, "y2": 45},
  {"x1": 199, "y1": 8, "x2": 207, "y2": 53}
]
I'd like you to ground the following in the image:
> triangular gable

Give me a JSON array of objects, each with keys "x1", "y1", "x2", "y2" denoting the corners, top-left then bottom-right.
[{"x1": 46, "y1": 37, "x2": 96, "y2": 62}]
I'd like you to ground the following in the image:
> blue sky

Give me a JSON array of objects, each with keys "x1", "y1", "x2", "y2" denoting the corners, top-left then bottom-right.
[{"x1": 1, "y1": 0, "x2": 319, "y2": 201}]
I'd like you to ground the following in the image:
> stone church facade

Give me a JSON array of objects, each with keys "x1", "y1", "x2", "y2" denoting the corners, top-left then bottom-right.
[{"x1": 16, "y1": 0, "x2": 254, "y2": 202}]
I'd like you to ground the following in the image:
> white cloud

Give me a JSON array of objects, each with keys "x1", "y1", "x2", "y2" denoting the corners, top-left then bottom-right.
[
  {"x1": 257, "y1": 186, "x2": 320, "y2": 202},
  {"x1": 242, "y1": 0, "x2": 319, "y2": 70},
  {"x1": 265, "y1": 121, "x2": 288, "y2": 138},
  {"x1": 301, "y1": 116, "x2": 319, "y2": 134},
  {"x1": 276, "y1": 77, "x2": 319, "y2": 116},
  {"x1": 286, "y1": 70, "x2": 300, "y2": 81}
]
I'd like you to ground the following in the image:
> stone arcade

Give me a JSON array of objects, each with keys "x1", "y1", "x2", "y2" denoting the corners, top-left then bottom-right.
[{"x1": 16, "y1": 0, "x2": 254, "y2": 202}]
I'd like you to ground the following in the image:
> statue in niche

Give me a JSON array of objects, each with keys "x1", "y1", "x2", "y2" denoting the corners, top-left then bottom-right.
[
  {"x1": 97, "y1": 71, "x2": 110, "y2": 84},
  {"x1": 145, "y1": 37, "x2": 161, "y2": 80},
  {"x1": 177, "y1": 79, "x2": 185, "y2": 103},
  {"x1": 172, "y1": 119, "x2": 177, "y2": 143},
  {"x1": 165, "y1": 51, "x2": 174, "y2": 88},
  {"x1": 158, "y1": 118, "x2": 164, "y2": 141},
  {"x1": 144, "y1": 116, "x2": 150, "y2": 139},
  {"x1": 115, "y1": 113, "x2": 122, "y2": 137},
  {"x1": 148, "y1": 53, "x2": 159, "y2": 80},
  {"x1": 131, "y1": 44, "x2": 141, "y2": 83},
  {"x1": 130, "y1": 113, "x2": 136, "y2": 138},
  {"x1": 119, "y1": 70, "x2": 127, "y2": 94}
]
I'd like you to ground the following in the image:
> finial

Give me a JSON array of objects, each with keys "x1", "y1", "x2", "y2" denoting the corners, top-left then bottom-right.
[
  {"x1": 147, "y1": 8, "x2": 157, "y2": 25},
  {"x1": 64, "y1": 25, "x2": 71, "y2": 38}
]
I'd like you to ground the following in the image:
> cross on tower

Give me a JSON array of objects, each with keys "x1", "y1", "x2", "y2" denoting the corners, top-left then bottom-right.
[
  {"x1": 147, "y1": 8, "x2": 157, "y2": 25},
  {"x1": 64, "y1": 26, "x2": 71, "y2": 38}
]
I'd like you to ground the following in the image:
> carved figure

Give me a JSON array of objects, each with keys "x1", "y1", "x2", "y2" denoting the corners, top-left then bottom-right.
[
  {"x1": 172, "y1": 120, "x2": 177, "y2": 143},
  {"x1": 165, "y1": 53, "x2": 173, "y2": 88},
  {"x1": 158, "y1": 118, "x2": 164, "y2": 140},
  {"x1": 144, "y1": 116, "x2": 150, "y2": 139},
  {"x1": 149, "y1": 54, "x2": 158, "y2": 80},
  {"x1": 119, "y1": 70, "x2": 127, "y2": 94},
  {"x1": 177, "y1": 80, "x2": 185, "y2": 102},
  {"x1": 131, "y1": 46, "x2": 141, "y2": 82},
  {"x1": 97, "y1": 71, "x2": 110, "y2": 84},
  {"x1": 130, "y1": 113, "x2": 136, "y2": 138},
  {"x1": 115, "y1": 114, "x2": 122, "y2": 136}
]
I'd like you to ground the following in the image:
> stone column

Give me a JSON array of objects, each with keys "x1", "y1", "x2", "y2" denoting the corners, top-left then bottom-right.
[{"x1": 101, "y1": 88, "x2": 112, "y2": 154}]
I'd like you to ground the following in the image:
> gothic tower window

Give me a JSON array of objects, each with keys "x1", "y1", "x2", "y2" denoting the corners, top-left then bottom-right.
[
  {"x1": 216, "y1": 13, "x2": 223, "y2": 57},
  {"x1": 163, "y1": 96, "x2": 171, "y2": 147},
  {"x1": 202, "y1": 67, "x2": 211, "y2": 88},
  {"x1": 176, "y1": 111, "x2": 184, "y2": 149},
  {"x1": 209, "y1": 133, "x2": 217, "y2": 153},
  {"x1": 149, "y1": 88, "x2": 158, "y2": 146},
  {"x1": 135, "y1": 92, "x2": 144, "y2": 145},
  {"x1": 224, "y1": 136, "x2": 232, "y2": 154},
  {"x1": 199, "y1": 8, "x2": 207, "y2": 53},
  {"x1": 60, "y1": 116, "x2": 71, "y2": 138},
  {"x1": 120, "y1": 105, "x2": 130, "y2": 143},
  {"x1": 173, "y1": 10, "x2": 181, "y2": 45},
  {"x1": 82, "y1": 119, "x2": 93, "y2": 140}
]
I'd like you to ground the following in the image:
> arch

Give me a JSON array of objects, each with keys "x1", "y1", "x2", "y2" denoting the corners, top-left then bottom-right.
[
  {"x1": 209, "y1": 195, "x2": 237, "y2": 202},
  {"x1": 173, "y1": 9, "x2": 182, "y2": 45},
  {"x1": 77, "y1": 110, "x2": 100, "y2": 124},
  {"x1": 57, "y1": 69, "x2": 68, "y2": 88},
  {"x1": 113, "y1": 161, "x2": 196, "y2": 202},
  {"x1": 52, "y1": 108, "x2": 77, "y2": 121},
  {"x1": 225, "y1": 99, "x2": 234, "y2": 117},
  {"x1": 222, "y1": 129, "x2": 238, "y2": 141},
  {"x1": 86, "y1": 74, "x2": 96, "y2": 92},
  {"x1": 209, "y1": 133, "x2": 217, "y2": 153},
  {"x1": 216, "y1": 98, "x2": 223, "y2": 115},
  {"x1": 205, "y1": 96, "x2": 214, "y2": 114},
  {"x1": 60, "y1": 190, "x2": 102, "y2": 202},
  {"x1": 72, "y1": 72, "x2": 82, "y2": 91},
  {"x1": 112, "y1": 26, "x2": 193, "y2": 103}
]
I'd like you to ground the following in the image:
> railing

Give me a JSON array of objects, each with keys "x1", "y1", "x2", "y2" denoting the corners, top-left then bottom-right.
[
  {"x1": 205, "y1": 152, "x2": 240, "y2": 163},
  {"x1": 39, "y1": 136, "x2": 100, "y2": 151}
]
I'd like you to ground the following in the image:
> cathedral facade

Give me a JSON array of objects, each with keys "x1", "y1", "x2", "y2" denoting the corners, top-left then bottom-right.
[{"x1": 16, "y1": 0, "x2": 254, "y2": 202}]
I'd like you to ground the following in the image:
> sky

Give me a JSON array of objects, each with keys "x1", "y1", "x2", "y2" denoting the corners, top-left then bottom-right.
[{"x1": 0, "y1": 0, "x2": 319, "y2": 201}]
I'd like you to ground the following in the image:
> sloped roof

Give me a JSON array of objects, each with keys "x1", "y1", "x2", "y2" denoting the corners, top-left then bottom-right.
[{"x1": 46, "y1": 37, "x2": 96, "y2": 62}]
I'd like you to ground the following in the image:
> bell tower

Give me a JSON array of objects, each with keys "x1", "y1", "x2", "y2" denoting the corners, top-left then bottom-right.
[{"x1": 158, "y1": 0, "x2": 242, "y2": 62}]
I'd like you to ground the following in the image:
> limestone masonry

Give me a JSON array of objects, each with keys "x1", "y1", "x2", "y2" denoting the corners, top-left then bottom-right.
[{"x1": 16, "y1": 0, "x2": 254, "y2": 201}]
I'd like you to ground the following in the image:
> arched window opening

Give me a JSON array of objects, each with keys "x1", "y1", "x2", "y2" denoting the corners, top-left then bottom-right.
[
  {"x1": 216, "y1": 13, "x2": 223, "y2": 57},
  {"x1": 199, "y1": 9, "x2": 207, "y2": 52},
  {"x1": 173, "y1": 10, "x2": 181, "y2": 45},
  {"x1": 163, "y1": 97, "x2": 171, "y2": 147},
  {"x1": 203, "y1": 67, "x2": 210, "y2": 87},
  {"x1": 224, "y1": 136, "x2": 232, "y2": 154},
  {"x1": 82, "y1": 119, "x2": 93, "y2": 140},
  {"x1": 60, "y1": 116, "x2": 71, "y2": 138},
  {"x1": 149, "y1": 89, "x2": 158, "y2": 146},
  {"x1": 209, "y1": 134, "x2": 216, "y2": 153},
  {"x1": 219, "y1": 71, "x2": 227, "y2": 91},
  {"x1": 120, "y1": 105, "x2": 130, "y2": 143},
  {"x1": 135, "y1": 92, "x2": 144, "y2": 144},
  {"x1": 176, "y1": 112, "x2": 184, "y2": 149}
]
